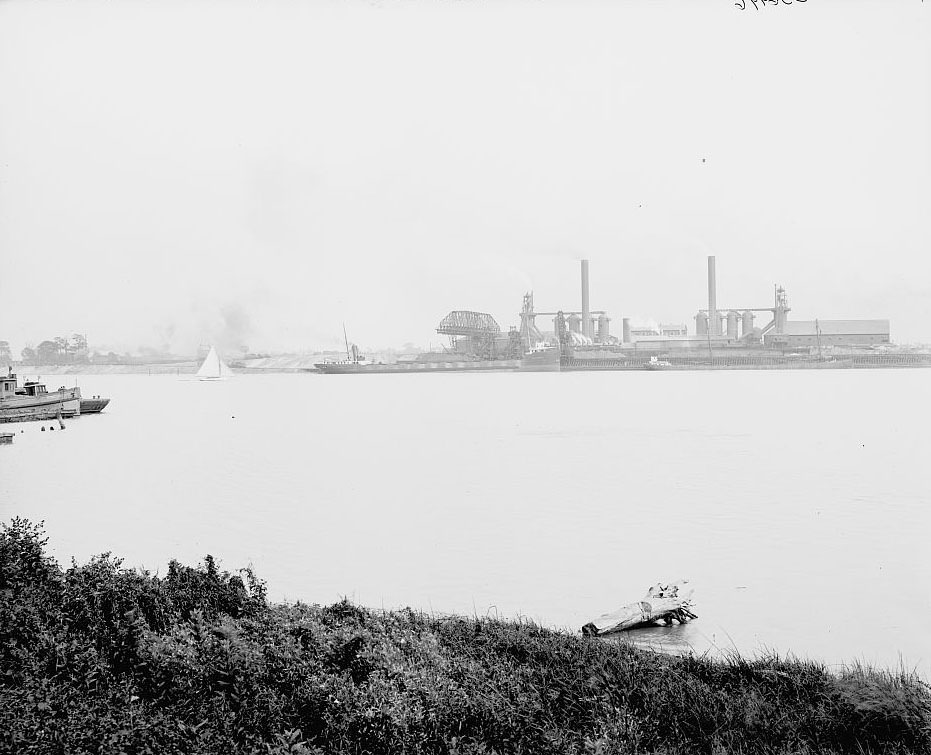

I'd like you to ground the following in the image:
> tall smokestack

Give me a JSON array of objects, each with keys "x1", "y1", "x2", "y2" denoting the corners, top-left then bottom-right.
[
  {"x1": 707, "y1": 255, "x2": 717, "y2": 336},
  {"x1": 581, "y1": 259, "x2": 591, "y2": 338}
]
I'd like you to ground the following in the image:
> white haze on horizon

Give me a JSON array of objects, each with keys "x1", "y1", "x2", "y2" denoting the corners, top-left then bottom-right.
[{"x1": 0, "y1": 0, "x2": 929, "y2": 357}]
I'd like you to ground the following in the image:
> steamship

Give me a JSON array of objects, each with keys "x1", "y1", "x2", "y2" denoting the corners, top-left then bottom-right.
[
  {"x1": 314, "y1": 351, "x2": 523, "y2": 374},
  {"x1": 314, "y1": 318, "x2": 526, "y2": 374}
]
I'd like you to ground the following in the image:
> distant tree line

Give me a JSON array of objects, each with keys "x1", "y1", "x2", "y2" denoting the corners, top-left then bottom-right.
[
  {"x1": 3, "y1": 337, "x2": 179, "y2": 367},
  {"x1": 15, "y1": 334, "x2": 89, "y2": 365},
  {"x1": 0, "y1": 334, "x2": 130, "y2": 366}
]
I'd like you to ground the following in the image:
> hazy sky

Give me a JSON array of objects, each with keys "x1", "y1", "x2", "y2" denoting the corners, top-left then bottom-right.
[{"x1": 1, "y1": 0, "x2": 928, "y2": 354}]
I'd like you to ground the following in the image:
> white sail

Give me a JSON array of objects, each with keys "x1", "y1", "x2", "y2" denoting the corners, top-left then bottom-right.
[{"x1": 196, "y1": 346, "x2": 234, "y2": 379}]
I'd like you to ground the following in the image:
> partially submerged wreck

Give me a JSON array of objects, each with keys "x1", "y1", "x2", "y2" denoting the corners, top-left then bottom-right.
[{"x1": 582, "y1": 581, "x2": 697, "y2": 637}]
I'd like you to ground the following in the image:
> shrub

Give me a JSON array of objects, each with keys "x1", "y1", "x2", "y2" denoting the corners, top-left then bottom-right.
[{"x1": 1, "y1": 519, "x2": 929, "y2": 754}]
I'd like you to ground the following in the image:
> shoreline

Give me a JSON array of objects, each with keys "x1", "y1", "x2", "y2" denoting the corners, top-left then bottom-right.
[
  {"x1": 13, "y1": 351, "x2": 931, "y2": 378},
  {"x1": 3, "y1": 519, "x2": 929, "y2": 754}
]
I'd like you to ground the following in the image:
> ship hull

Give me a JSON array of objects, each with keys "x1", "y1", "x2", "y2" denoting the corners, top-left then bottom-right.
[
  {"x1": 311, "y1": 351, "x2": 931, "y2": 374},
  {"x1": 79, "y1": 398, "x2": 110, "y2": 414},
  {"x1": 562, "y1": 352, "x2": 931, "y2": 371},
  {"x1": 560, "y1": 357, "x2": 645, "y2": 371},
  {"x1": 313, "y1": 359, "x2": 522, "y2": 374},
  {"x1": 0, "y1": 387, "x2": 82, "y2": 423},
  {"x1": 519, "y1": 350, "x2": 562, "y2": 372}
]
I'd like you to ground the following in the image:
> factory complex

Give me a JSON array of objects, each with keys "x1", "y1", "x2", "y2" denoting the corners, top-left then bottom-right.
[
  {"x1": 413, "y1": 256, "x2": 927, "y2": 373},
  {"x1": 315, "y1": 256, "x2": 927, "y2": 373}
]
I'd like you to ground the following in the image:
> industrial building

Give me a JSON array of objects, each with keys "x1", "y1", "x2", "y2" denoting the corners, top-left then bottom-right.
[
  {"x1": 516, "y1": 260, "x2": 615, "y2": 351},
  {"x1": 688, "y1": 256, "x2": 791, "y2": 346},
  {"x1": 554, "y1": 256, "x2": 891, "y2": 354},
  {"x1": 691, "y1": 256, "x2": 891, "y2": 350},
  {"x1": 436, "y1": 255, "x2": 894, "y2": 364},
  {"x1": 627, "y1": 324, "x2": 689, "y2": 340},
  {"x1": 765, "y1": 320, "x2": 890, "y2": 349}
]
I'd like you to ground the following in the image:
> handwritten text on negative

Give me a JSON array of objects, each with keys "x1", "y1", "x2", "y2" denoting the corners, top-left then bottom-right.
[{"x1": 736, "y1": 0, "x2": 807, "y2": 9}]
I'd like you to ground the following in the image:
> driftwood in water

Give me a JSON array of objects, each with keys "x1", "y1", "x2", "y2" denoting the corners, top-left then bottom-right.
[{"x1": 582, "y1": 581, "x2": 697, "y2": 637}]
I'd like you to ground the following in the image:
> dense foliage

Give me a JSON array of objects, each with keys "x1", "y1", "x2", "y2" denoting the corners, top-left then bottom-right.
[
  {"x1": 2, "y1": 518, "x2": 929, "y2": 754},
  {"x1": 15, "y1": 335, "x2": 89, "y2": 366}
]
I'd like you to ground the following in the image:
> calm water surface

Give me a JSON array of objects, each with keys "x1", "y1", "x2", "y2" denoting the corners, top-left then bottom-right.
[{"x1": 2, "y1": 370, "x2": 929, "y2": 675}]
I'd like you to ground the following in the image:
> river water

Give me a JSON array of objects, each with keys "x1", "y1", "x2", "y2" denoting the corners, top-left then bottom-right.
[{"x1": 2, "y1": 370, "x2": 929, "y2": 675}]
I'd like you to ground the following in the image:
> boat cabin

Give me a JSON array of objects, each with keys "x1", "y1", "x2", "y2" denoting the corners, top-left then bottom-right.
[
  {"x1": 1, "y1": 370, "x2": 19, "y2": 398},
  {"x1": 0, "y1": 369, "x2": 49, "y2": 398},
  {"x1": 21, "y1": 381, "x2": 49, "y2": 397}
]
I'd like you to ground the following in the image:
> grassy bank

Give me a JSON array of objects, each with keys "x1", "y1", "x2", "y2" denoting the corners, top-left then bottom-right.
[{"x1": 2, "y1": 519, "x2": 929, "y2": 754}]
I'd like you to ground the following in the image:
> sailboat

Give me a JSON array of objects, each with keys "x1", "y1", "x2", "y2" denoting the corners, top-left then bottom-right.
[{"x1": 196, "y1": 346, "x2": 234, "y2": 380}]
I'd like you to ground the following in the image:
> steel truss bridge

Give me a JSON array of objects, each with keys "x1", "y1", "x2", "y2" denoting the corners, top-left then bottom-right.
[{"x1": 436, "y1": 311, "x2": 501, "y2": 337}]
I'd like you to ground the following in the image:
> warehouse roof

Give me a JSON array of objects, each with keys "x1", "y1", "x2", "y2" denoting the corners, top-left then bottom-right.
[{"x1": 783, "y1": 320, "x2": 890, "y2": 335}]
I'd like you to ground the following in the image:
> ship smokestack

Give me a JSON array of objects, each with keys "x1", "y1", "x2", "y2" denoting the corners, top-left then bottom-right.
[
  {"x1": 581, "y1": 259, "x2": 591, "y2": 338},
  {"x1": 708, "y1": 255, "x2": 718, "y2": 336}
]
